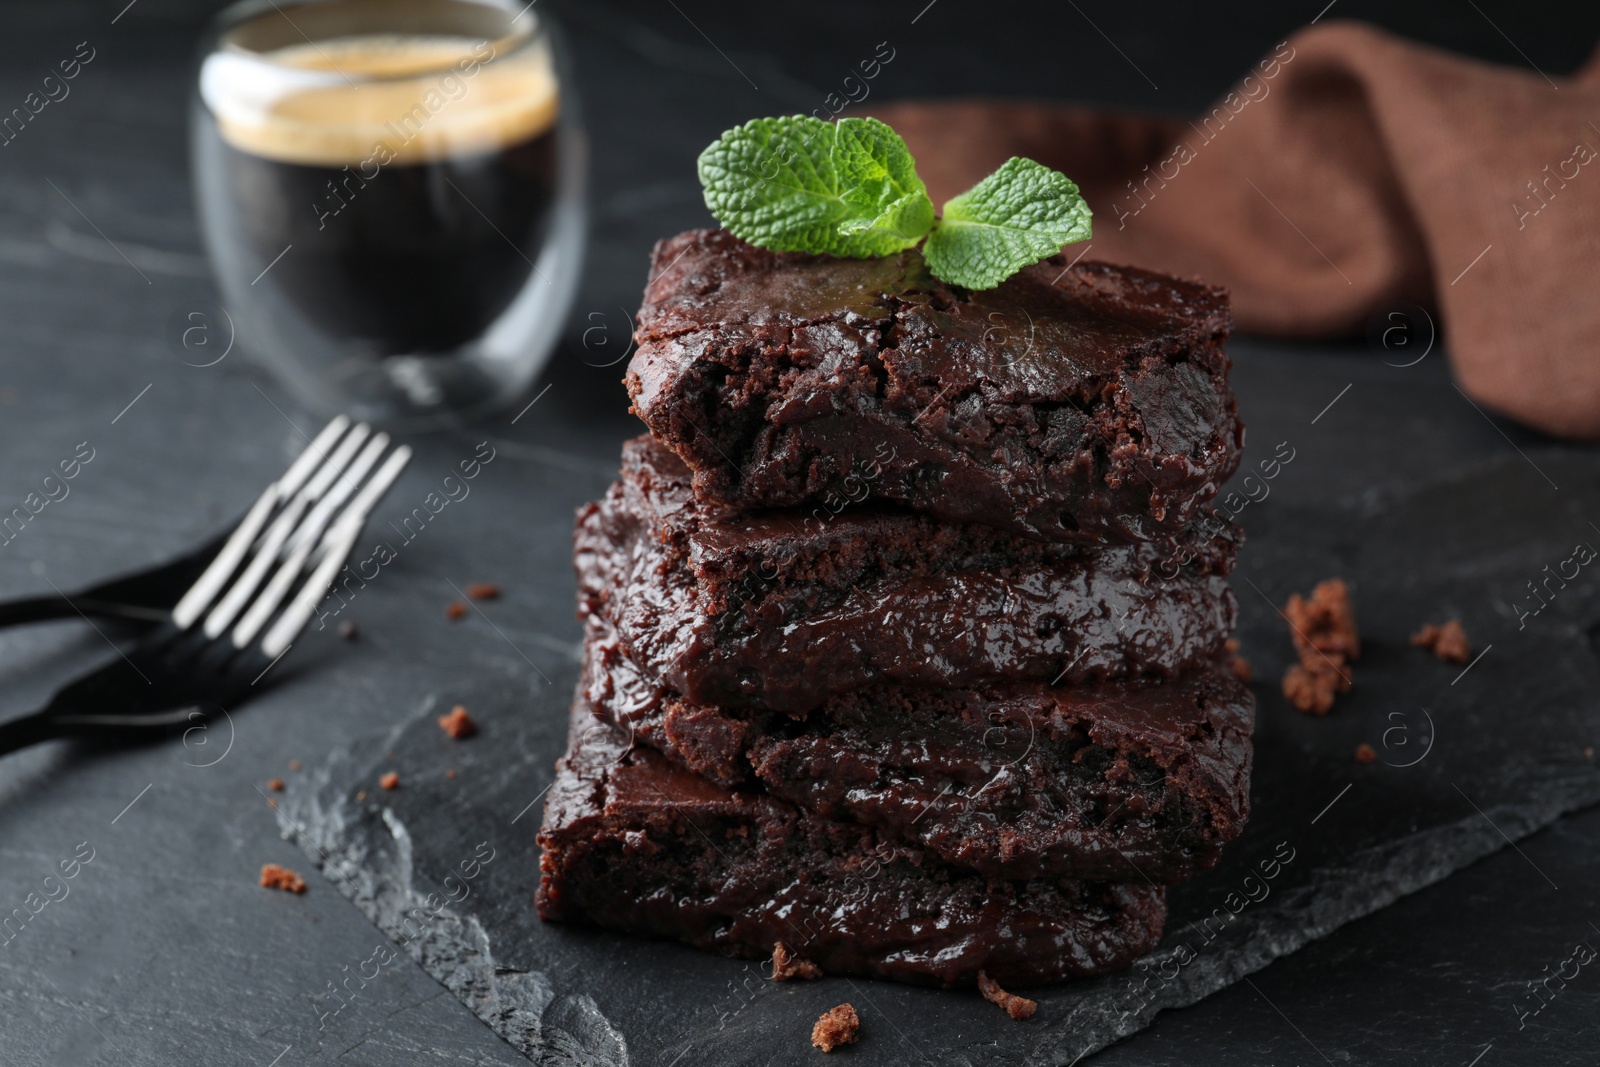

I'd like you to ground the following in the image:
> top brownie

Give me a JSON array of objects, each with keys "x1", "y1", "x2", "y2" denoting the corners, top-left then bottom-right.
[{"x1": 627, "y1": 229, "x2": 1242, "y2": 544}]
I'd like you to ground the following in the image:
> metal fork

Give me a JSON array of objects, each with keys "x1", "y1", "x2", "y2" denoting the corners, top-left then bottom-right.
[{"x1": 0, "y1": 418, "x2": 411, "y2": 756}]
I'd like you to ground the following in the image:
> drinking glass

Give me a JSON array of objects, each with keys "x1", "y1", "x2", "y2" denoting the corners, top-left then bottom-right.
[{"x1": 192, "y1": 0, "x2": 585, "y2": 425}]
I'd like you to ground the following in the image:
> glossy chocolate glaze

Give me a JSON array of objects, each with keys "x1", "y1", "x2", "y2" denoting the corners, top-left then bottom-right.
[
  {"x1": 576, "y1": 436, "x2": 1240, "y2": 713},
  {"x1": 583, "y1": 620, "x2": 1253, "y2": 883},
  {"x1": 626, "y1": 229, "x2": 1242, "y2": 544},
  {"x1": 536, "y1": 691, "x2": 1167, "y2": 987}
]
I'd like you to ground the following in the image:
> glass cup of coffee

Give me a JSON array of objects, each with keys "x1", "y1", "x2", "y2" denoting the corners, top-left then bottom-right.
[{"x1": 192, "y1": 0, "x2": 584, "y2": 425}]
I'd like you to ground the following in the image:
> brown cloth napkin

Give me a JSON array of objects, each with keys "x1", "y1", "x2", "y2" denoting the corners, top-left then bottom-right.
[{"x1": 868, "y1": 21, "x2": 1600, "y2": 439}]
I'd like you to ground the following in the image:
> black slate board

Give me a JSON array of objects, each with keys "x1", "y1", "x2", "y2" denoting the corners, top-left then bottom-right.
[
  {"x1": 5, "y1": 3, "x2": 1600, "y2": 1064},
  {"x1": 277, "y1": 429, "x2": 1600, "y2": 1065}
]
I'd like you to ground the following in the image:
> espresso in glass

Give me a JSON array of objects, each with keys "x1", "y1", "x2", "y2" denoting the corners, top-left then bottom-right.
[{"x1": 193, "y1": 0, "x2": 584, "y2": 422}]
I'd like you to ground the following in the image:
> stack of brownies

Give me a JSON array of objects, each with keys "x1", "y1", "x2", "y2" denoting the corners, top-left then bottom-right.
[{"x1": 537, "y1": 229, "x2": 1255, "y2": 988}]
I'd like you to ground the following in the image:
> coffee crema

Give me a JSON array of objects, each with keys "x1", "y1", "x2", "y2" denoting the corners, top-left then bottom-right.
[{"x1": 202, "y1": 32, "x2": 558, "y2": 167}]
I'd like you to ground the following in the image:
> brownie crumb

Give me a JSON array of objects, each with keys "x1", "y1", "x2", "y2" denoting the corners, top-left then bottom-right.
[
  {"x1": 1586, "y1": 747, "x2": 1595, "y2": 760},
  {"x1": 288, "y1": 759, "x2": 301, "y2": 772},
  {"x1": 355, "y1": 790, "x2": 367, "y2": 801},
  {"x1": 260, "y1": 863, "x2": 306, "y2": 893},
  {"x1": 465, "y1": 582, "x2": 501, "y2": 600},
  {"x1": 1411, "y1": 620, "x2": 1470, "y2": 663},
  {"x1": 1283, "y1": 661, "x2": 1341, "y2": 715},
  {"x1": 438, "y1": 705, "x2": 477, "y2": 740},
  {"x1": 1225, "y1": 638, "x2": 1253, "y2": 683},
  {"x1": 445, "y1": 601, "x2": 468, "y2": 620},
  {"x1": 771, "y1": 941, "x2": 823, "y2": 981},
  {"x1": 446, "y1": 769, "x2": 457, "y2": 779},
  {"x1": 1282, "y1": 579, "x2": 1358, "y2": 715},
  {"x1": 338, "y1": 618, "x2": 359, "y2": 641},
  {"x1": 1285, "y1": 579, "x2": 1360, "y2": 660},
  {"x1": 978, "y1": 969, "x2": 1038, "y2": 1020},
  {"x1": 266, "y1": 797, "x2": 277, "y2": 809},
  {"x1": 380, "y1": 772, "x2": 400, "y2": 790},
  {"x1": 1355, "y1": 742, "x2": 1377, "y2": 764},
  {"x1": 811, "y1": 1004, "x2": 859, "y2": 1052},
  {"x1": 267, "y1": 778, "x2": 284, "y2": 792}
]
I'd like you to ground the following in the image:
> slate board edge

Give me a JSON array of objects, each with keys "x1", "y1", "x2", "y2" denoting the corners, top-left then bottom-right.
[
  {"x1": 276, "y1": 706, "x2": 1600, "y2": 1067},
  {"x1": 275, "y1": 734, "x2": 630, "y2": 1067},
  {"x1": 1041, "y1": 768, "x2": 1600, "y2": 1063}
]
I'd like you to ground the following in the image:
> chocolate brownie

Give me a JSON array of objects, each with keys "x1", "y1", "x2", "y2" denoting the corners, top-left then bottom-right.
[
  {"x1": 584, "y1": 621, "x2": 1254, "y2": 883},
  {"x1": 536, "y1": 691, "x2": 1167, "y2": 987},
  {"x1": 626, "y1": 229, "x2": 1241, "y2": 544},
  {"x1": 576, "y1": 435, "x2": 1240, "y2": 713}
]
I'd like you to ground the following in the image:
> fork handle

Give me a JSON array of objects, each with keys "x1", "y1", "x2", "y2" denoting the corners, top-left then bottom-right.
[
  {"x1": 0, "y1": 710, "x2": 59, "y2": 756},
  {"x1": 0, "y1": 704, "x2": 209, "y2": 756},
  {"x1": 0, "y1": 596, "x2": 167, "y2": 629}
]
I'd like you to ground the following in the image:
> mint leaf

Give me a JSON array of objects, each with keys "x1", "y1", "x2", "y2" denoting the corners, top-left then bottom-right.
[
  {"x1": 923, "y1": 157, "x2": 1092, "y2": 289},
  {"x1": 697, "y1": 121, "x2": 1090, "y2": 288},
  {"x1": 697, "y1": 116, "x2": 934, "y2": 258}
]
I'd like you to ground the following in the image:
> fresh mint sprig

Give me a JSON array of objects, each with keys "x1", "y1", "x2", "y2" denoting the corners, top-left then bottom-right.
[
  {"x1": 697, "y1": 115, "x2": 933, "y2": 259},
  {"x1": 696, "y1": 116, "x2": 1091, "y2": 289}
]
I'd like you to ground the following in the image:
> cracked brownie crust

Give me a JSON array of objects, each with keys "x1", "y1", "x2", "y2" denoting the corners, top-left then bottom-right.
[
  {"x1": 536, "y1": 691, "x2": 1168, "y2": 987},
  {"x1": 626, "y1": 229, "x2": 1242, "y2": 544},
  {"x1": 576, "y1": 436, "x2": 1240, "y2": 713},
  {"x1": 583, "y1": 620, "x2": 1254, "y2": 883}
]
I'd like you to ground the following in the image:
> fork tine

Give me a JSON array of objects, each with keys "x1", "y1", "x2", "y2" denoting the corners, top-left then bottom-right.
[
  {"x1": 283, "y1": 431, "x2": 390, "y2": 556},
  {"x1": 230, "y1": 435, "x2": 394, "y2": 647},
  {"x1": 199, "y1": 423, "x2": 373, "y2": 637},
  {"x1": 258, "y1": 444, "x2": 412, "y2": 659},
  {"x1": 278, "y1": 415, "x2": 352, "y2": 497},
  {"x1": 171, "y1": 415, "x2": 351, "y2": 629},
  {"x1": 327, "y1": 444, "x2": 412, "y2": 540},
  {"x1": 228, "y1": 519, "x2": 319, "y2": 649},
  {"x1": 254, "y1": 523, "x2": 362, "y2": 661},
  {"x1": 298, "y1": 422, "x2": 372, "y2": 502}
]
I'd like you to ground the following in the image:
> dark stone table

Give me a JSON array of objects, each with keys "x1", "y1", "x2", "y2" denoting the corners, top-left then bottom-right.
[{"x1": 1, "y1": 2, "x2": 1597, "y2": 1064}]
